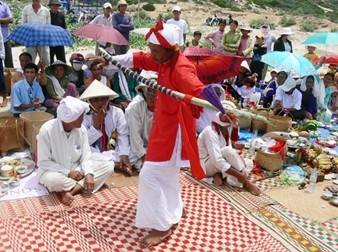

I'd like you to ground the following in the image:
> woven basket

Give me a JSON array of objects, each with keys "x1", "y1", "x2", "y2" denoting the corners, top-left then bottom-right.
[
  {"x1": 239, "y1": 109, "x2": 252, "y2": 130},
  {"x1": 252, "y1": 110, "x2": 271, "y2": 133},
  {"x1": 0, "y1": 116, "x2": 24, "y2": 152},
  {"x1": 20, "y1": 111, "x2": 54, "y2": 147},
  {"x1": 255, "y1": 132, "x2": 288, "y2": 172},
  {"x1": 266, "y1": 115, "x2": 292, "y2": 133}
]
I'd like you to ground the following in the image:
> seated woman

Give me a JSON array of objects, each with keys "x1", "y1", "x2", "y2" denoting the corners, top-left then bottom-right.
[
  {"x1": 45, "y1": 60, "x2": 77, "y2": 109},
  {"x1": 229, "y1": 60, "x2": 257, "y2": 102},
  {"x1": 262, "y1": 70, "x2": 287, "y2": 108},
  {"x1": 300, "y1": 75, "x2": 319, "y2": 119},
  {"x1": 84, "y1": 61, "x2": 111, "y2": 89},
  {"x1": 111, "y1": 70, "x2": 140, "y2": 110},
  {"x1": 197, "y1": 100, "x2": 260, "y2": 196}
]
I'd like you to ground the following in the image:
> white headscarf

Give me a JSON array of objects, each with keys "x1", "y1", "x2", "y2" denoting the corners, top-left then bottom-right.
[
  {"x1": 57, "y1": 96, "x2": 89, "y2": 123},
  {"x1": 147, "y1": 23, "x2": 179, "y2": 48},
  {"x1": 300, "y1": 75, "x2": 324, "y2": 108}
]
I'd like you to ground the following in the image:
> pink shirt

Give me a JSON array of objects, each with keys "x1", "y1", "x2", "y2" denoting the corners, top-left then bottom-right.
[{"x1": 204, "y1": 30, "x2": 224, "y2": 54}]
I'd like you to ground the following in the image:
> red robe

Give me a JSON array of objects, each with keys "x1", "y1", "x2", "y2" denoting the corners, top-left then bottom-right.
[{"x1": 133, "y1": 51, "x2": 206, "y2": 179}]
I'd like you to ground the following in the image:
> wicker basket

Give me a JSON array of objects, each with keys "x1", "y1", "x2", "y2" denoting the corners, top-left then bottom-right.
[
  {"x1": 252, "y1": 110, "x2": 270, "y2": 133},
  {"x1": 266, "y1": 115, "x2": 292, "y2": 133},
  {"x1": 0, "y1": 116, "x2": 24, "y2": 152},
  {"x1": 255, "y1": 132, "x2": 288, "y2": 172},
  {"x1": 20, "y1": 111, "x2": 54, "y2": 147}
]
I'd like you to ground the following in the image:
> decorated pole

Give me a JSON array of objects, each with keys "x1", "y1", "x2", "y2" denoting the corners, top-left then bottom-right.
[{"x1": 99, "y1": 48, "x2": 270, "y2": 124}]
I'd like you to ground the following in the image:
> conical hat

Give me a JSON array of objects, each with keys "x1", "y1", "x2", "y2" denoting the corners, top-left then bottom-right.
[{"x1": 79, "y1": 80, "x2": 119, "y2": 100}]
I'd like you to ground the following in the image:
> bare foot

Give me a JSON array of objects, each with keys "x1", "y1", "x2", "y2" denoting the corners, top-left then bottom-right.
[
  {"x1": 244, "y1": 180, "x2": 261, "y2": 196},
  {"x1": 140, "y1": 229, "x2": 172, "y2": 248},
  {"x1": 213, "y1": 173, "x2": 223, "y2": 186},
  {"x1": 0, "y1": 99, "x2": 7, "y2": 107},
  {"x1": 182, "y1": 207, "x2": 187, "y2": 218},
  {"x1": 61, "y1": 192, "x2": 75, "y2": 206}
]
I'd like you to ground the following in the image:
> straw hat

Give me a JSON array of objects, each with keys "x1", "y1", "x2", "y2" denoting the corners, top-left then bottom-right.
[
  {"x1": 240, "y1": 23, "x2": 252, "y2": 32},
  {"x1": 79, "y1": 80, "x2": 119, "y2": 100},
  {"x1": 117, "y1": 0, "x2": 127, "y2": 9},
  {"x1": 280, "y1": 28, "x2": 292, "y2": 35},
  {"x1": 48, "y1": 0, "x2": 61, "y2": 6},
  {"x1": 45, "y1": 60, "x2": 72, "y2": 75}
]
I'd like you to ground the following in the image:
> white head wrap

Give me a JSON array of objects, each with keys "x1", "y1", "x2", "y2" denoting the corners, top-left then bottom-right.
[
  {"x1": 57, "y1": 96, "x2": 90, "y2": 123},
  {"x1": 147, "y1": 23, "x2": 179, "y2": 48}
]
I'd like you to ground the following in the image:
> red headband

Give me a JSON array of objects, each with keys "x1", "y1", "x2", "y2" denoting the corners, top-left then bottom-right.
[{"x1": 145, "y1": 20, "x2": 174, "y2": 49}]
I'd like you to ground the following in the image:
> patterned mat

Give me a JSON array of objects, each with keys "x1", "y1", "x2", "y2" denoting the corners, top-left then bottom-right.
[
  {"x1": 0, "y1": 174, "x2": 288, "y2": 251},
  {"x1": 186, "y1": 172, "x2": 338, "y2": 251}
]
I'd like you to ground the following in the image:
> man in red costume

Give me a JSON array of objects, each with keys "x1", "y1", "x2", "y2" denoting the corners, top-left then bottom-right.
[{"x1": 95, "y1": 20, "x2": 239, "y2": 247}]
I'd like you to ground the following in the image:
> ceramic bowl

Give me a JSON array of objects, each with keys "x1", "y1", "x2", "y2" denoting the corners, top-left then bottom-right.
[
  {"x1": 1, "y1": 165, "x2": 13, "y2": 177},
  {"x1": 0, "y1": 181, "x2": 9, "y2": 194},
  {"x1": 322, "y1": 190, "x2": 333, "y2": 200},
  {"x1": 8, "y1": 177, "x2": 21, "y2": 187},
  {"x1": 330, "y1": 196, "x2": 338, "y2": 206},
  {"x1": 15, "y1": 165, "x2": 27, "y2": 175}
]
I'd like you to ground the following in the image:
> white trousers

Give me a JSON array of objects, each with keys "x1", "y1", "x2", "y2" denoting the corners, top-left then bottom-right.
[
  {"x1": 135, "y1": 163, "x2": 183, "y2": 231},
  {"x1": 205, "y1": 146, "x2": 253, "y2": 187},
  {"x1": 39, "y1": 160, "x2": 114, "y2": 193},
  {"x1": 26, "y1": 46, "x2": 50, "y2": 66}
]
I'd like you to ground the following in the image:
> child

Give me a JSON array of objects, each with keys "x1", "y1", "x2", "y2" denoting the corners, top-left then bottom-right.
[
  {"x1": 185, "y1": 31, "x2": 202, "y2": 48},
  {"x1": 303, "y1": 46, "x2": 318, "y2": 66}
]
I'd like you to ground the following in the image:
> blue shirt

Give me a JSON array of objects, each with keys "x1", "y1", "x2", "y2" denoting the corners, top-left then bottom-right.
[
  {"x1": 0, "y1": 2, "x2": 12, "y2": 42},
  {"x1": 112, "y1": 13, "x2": 134, "y2": 41},
  {"x1": 11, "y1": 79, "x2": 45, "y2": 114}
]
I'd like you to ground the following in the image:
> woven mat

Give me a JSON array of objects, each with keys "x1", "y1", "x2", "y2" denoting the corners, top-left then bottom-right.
[
  {"x1": 0, "y1": 174, "x2": 288, "y2": 251},
  {"x1": 264, "y1": 181, "x2": 338, "y2": 223}
]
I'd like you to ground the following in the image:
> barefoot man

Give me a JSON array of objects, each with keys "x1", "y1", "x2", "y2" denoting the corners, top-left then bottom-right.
[
  {"x1": 93, "y1": 20, "x2": 239, "y2": 247},
  {"x1": 198, "y1": 100, "x2": 261, "y2": 196},
  {"x1": 37, "y1": 96, "x2": 114, "y2": 205}
]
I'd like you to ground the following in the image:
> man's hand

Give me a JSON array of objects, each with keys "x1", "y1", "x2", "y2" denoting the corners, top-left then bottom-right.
[
  {"x1": 33, "y1": 98, "x2": 42, "y2": 108},
  {"x1": 68, "y1": 171, "x2": 84, "y2": 181},
  {"x1": 92, "y1": 108, "x2": 107, "y2": 130},
  {"x1": 84, "y1": 174, "x2": 95, "y2": 193},
  {"x1": 119, "y1": 155, "x2": 133, "y2": 176},
  {"x1": 220, "y1": 111, "x2": 240, "y2": 127}
]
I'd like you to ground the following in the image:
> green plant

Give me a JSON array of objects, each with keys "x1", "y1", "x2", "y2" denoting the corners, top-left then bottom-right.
[
  {"x1": 331, "y1": 27, "x2": 338, "y2": 32},
  {"x1": 249, "y1": 18, "x2": 275, "y2": 30},
  {"x1": 142, "y1": 3, "x2": 155, "y2": 11},
  {"x1": 279, "y1": 15, "x2": 296, "y2": 27},
  {"x1": 299, "y1": 21, "x2": 317, "y2": 32}
]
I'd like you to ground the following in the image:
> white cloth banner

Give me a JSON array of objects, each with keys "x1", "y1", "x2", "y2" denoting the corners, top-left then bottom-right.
[{"x1": 0, "y1": 172, "x2": 49, "y2": 201}]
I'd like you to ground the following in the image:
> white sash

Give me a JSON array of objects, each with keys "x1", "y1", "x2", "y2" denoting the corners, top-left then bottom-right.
[{"x1": 47, "y1": 75, "x2": 65, "y2": 97}]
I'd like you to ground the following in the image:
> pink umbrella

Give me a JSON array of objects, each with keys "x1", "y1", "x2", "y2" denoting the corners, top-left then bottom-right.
[{"x1": 72, "y1": 24, "x2": 129, "y2": 45}]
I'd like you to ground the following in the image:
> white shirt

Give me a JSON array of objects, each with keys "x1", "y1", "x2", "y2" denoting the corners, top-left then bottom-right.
[
  {"x1": 198, "y1": 126, "x2": 232, "y2": 173},
  {"x1": 125, "y1": 95, "x2": 153, "y2": 159},
  {"x1": 166, "y1": 18, "x2": 188, "y2": 46},
  {"x1": 274, "y1": 86, "x2": 302, "y2": 110},
  {"x1": 37, "y1": 119, "x2": 94, "y2": 179},
  {"x1": 22, "y1": 4, "x2": 50, "y2": 24},
  {"x1": 83, "y1": 105, "x2": 130, "y2": 157}
]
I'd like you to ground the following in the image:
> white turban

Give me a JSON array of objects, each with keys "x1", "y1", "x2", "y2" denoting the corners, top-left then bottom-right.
[
  {"x1": 57, "y1": 96, "x2": 89, "y2": 123},
  {"x1": 146, "y1": 22, "x2": 179, "y2": 48}
]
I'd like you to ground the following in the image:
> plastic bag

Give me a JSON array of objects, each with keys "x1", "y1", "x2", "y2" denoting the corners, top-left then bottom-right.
[{"x1": 280, "y1": 165, "x2": 305, "y2": 185}]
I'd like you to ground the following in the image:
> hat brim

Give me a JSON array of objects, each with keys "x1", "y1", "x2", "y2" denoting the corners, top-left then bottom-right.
[
  {"x1": 45, "y1": 60, "x2": 72, "y2": 76},
  {"x1": 280, "y1": 85, "x2": 295, "y2": 92},
  {"x1": 79, "y1": 80, "x2": 119, "y2": 101}
]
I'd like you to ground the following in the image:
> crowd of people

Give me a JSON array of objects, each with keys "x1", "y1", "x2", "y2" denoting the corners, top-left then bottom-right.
[{"x1": 1, "y1": 0, "x2": 338, "y2": 248}]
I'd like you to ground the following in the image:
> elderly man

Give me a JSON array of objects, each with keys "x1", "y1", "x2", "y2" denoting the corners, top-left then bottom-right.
[
  {"x1": 90, "y1": 2, "x2": 113, "y2": 55},
  {"x1": 125, "y1": 71, "x2": 157, "y2": 169},
  {"x1": 80, "y1": 80, "x2": 139, "y2": 176},
  {"x1": 93, "y1": 20, "x2": 237, "y2": 247},
  {"x1": 273, "y1": 77, "x2": 306, "y2": 120},
  {"x1": 37, "y1": 96, "x2": 114, "y2": 206}
]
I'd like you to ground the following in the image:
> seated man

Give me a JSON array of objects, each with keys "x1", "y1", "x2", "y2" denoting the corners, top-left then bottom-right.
[
  {"x1": 125, "y1": 81, "x2": 156, "y2": 169},
  {"x1": 80, "y1": 80, "x2": 139, "y2": 176},
  {"x1": 273, "y1": 77, "x2": 306, "y2": 120},
  {"x1": 197, "y1": 100, "x2": 260, "y2": 196},
  {"x1": 10, "y1": 63, "x2": 45, "y2": 117},
  {"x1": 37, "y1": 96, "x2": 114, "y2": 206}
]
